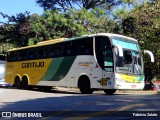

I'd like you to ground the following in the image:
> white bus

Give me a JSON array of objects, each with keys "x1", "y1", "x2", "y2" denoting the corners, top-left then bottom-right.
[{"x1": 5, "y1": 33, "x2": 154, "y2": 94}]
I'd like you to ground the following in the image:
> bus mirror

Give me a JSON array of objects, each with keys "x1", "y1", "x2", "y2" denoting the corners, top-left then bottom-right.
[
  {"x1": 144, "y1": 50, "x2": 154, "y2": 62},
  {"x1": 114, "y1": 44, "x2": 123, "y2": 57}
]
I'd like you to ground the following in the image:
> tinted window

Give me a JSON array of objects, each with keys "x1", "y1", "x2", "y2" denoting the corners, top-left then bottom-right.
[
  {"x1": 7, "y1": 52, "x2": 12, "y2": 62},
  {"x1": 50, "y1": 43, "x2": 61, "y2": 58},
  {"x1": 95, "y1": 36, "x2": 113, "y2": 72},
  {"x1": 62, "y1": 41, "x2": 76, "y2": 56},
  {"x1": 77, "y1": 37, "x2": 93, "y2": 55},
  {"x1": 28, "y1": 49, "x2": 38, "y2": 60},
  {"x1": 7, "y1": 37, "x2": 94, "y2": 62},
  {"x1": 18, "y1": 50, "x2": 27, "y2": 61},
  {"x1": 38, "y1": 46, "x2": 50, "y2": 59}
]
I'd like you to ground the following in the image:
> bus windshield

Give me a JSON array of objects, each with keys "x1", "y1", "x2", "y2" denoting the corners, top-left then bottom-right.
[{"x1": 112, "y1": 37, "x2": 144, "y2": 75}]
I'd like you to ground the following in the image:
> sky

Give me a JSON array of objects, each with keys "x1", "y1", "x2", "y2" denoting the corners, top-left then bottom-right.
[{"x1": 0, "y1": 0, "x2": 43, "y2": 23}]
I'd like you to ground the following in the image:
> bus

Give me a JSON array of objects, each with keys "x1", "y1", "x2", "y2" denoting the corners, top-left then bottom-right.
[{"x1": 5, "y1": 33, "x2": 154, "y2": 94}]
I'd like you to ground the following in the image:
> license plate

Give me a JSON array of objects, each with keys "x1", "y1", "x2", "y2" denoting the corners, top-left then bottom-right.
[{"x1": 131, "y1": 85, "x2": 136, "y2": 88}]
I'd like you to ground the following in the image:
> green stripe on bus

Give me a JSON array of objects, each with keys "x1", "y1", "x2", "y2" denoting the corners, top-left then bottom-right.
[
  {"x1": 50, "y1": 56, "x2": 76, "y2": 81},
  {"x1": 41, "y1": 58, "x2": 64, "y2": 81},
  {"x1": 41, "y1": 56, "x2": 76, "y2": 81}
]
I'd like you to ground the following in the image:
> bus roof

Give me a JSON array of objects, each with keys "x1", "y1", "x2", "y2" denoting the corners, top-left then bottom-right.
[
  {"x1": 8, "y1": 33, "x2": 138, "y2": 52},
  {"x1": 63, "y1": 33, "x2": 137, "y2": 42}
]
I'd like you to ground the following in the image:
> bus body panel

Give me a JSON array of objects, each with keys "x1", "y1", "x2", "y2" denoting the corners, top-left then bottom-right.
[
  {"x1": 5, "y1": 59, "x2": 52, "y2": 84},
  {"x1": 101, "y1": 72, "x2": 115, "y2": 89},
  {"x1": 36, "y1": 56, "x2": 103, "y2": 89},
  {"x1": 74, "y1": 56, "x2": 103, "y2": 89}
]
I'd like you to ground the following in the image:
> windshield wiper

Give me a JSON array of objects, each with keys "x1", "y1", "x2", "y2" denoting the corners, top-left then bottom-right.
[
  {"x1": 135, "y1": 64, "x2": 141, "y2": 75},
  {"x1": 132, "y1": 53, "x2": 142, "y2": 75}
]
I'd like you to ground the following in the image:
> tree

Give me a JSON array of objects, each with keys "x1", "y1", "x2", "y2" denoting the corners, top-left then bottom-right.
[
  {"x1": 28, "y1": 8, "x2": 114, "y2": 45},
  {"x1": 0, "y1": 12, "x2": 34, "y2": 47},
  {"x1": 36, "y1": 0, "x2": 122, "y2": 12},
  {"x1": 121, "y1": 1, "x2": 160, "y2": 80}
]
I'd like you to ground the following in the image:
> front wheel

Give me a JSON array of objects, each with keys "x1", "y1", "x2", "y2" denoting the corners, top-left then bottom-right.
[
  {"x1": 103, "y1": 89, "x2": 116, "y2": 95},
  {"x1": 78, "y1": 77, "x2": 93, "y2": 94}
]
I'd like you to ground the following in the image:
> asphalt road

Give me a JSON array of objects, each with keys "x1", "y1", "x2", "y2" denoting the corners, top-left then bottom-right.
[{"x1": 0, "y1": 88, "x2": 160, "y2": 120}]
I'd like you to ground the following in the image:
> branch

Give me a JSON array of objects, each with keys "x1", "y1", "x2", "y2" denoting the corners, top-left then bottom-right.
[{"x1": 57, "y1": 0, "x2": 67, "y2": 11}]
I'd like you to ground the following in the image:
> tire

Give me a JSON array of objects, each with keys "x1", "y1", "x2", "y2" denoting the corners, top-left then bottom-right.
[
  {"x1": 103, "y1": 89, "x2": 116, "y2": 95},
  {"x1": 42, "y1": 86, "x2": 52, "y2": 92},
  {"x1": 21, "y1": 76, "x2": 28, "y2": 90},
  {"x1": 28, "y1": 85, "x2": 33, "y2": 90},
  {"x1": 37, "y1": 86, "x2": 43, "y2": 91},
  {"x1": 78, "y1": 76, "x2": 93, "y2": 94},
  {"x1": 14, "y1": 76, "x2": 21, "y2": 89}
]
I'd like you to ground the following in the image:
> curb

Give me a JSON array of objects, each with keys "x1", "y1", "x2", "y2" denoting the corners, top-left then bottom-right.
[
  {"x1": 117, "y1": 90, "x2": 160, "y2": 94},
  {"x1": 57, "y1": 87, "x2": 160, "y2": 94}
]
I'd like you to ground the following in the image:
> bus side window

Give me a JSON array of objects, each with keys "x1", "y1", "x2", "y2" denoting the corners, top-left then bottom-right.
[
  {"x1": 50, "y1": 43, "x2": 61, "y2": 58},
  {"x1": 63, "y1": 41, "x2": 76, "y2": 56},
  {"x1": 39, "y1": 46, "x2": 50, "y2": 59},
  {"x1": 77, "y1": 38, "x2": 93, "y2": 55},
  {"x1": 14, "y1": 52, "x2": 19, "y2": 61},
  {"x1": 29, "y1": 49, "x2": 37, "y2": 60},
  {"x1": 10, "y1": 52, "x2": 15, "y2": 62},
  {"x1": 7, "y1": 52, "x2": 11, "y2": 62},
  {"x1": 42, "y1": 50, "x2": 47, "y2": 58},
  {"x1": 18, "y1": 50, "x2": 27, "y2": 61}
]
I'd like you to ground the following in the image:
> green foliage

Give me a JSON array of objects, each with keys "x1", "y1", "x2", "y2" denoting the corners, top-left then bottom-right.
[
  {"x1": 28, "y1": 8, "x2": 114, "y2": 44},
  {"x1": 0, "y1": 12, "x2": 34, "y2": 47},
  {"x1": 121, "y1": 1, "x2": 160, "y2": 80}
]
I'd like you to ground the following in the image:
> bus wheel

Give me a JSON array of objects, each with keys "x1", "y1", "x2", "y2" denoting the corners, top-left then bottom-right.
[
  {"x1": 103, "y1": 89, "x2": 116, "y2": 95},
  {"x1": 78, "y1": 76, "x2": 93, "y2": 94},
  {"x1": 21, "y1": 76, "x2": 28, "y2": 90},
  {"x1": 42, "y1": 86, "x2": 52, "y2": 92},
  {"x1": 14, "y1": 76, "x2": 21, "y2": 89},
  {"x1": 28, "y1": 85, "x2": 33, "y2": 90}
]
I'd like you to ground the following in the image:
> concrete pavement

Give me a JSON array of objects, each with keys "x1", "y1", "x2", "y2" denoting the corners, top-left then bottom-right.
[{"x1": 56, "y1": 87, "x2": 160, "y2": 95}]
